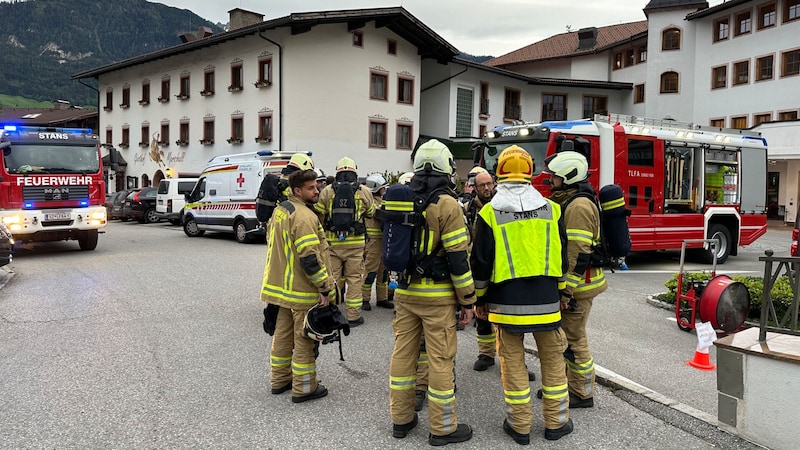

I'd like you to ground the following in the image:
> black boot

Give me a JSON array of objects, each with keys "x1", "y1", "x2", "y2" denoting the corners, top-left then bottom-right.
[
  {"x1": 361, "y1": 301, "x2": 372, "y2": 311},
  {"x1": 414, "y1": 390, "x2": 426, "y2": 412},
  {"x1": 393, "y1": 413, "x2": 418, "y2": 438},
  {"x1": 569, "y1": 392, "x2": 594, "y2": 408},
  {"x1": 428, "y1": 423, "x2": 473, "y2": 446},
  {"x1": 472, "y1": 354, "x2": 495, "y2": 371},
  {"x1": 503, "y1": 419, "x2": 530, "y2": 445},
  {"x1": 544, "y1": 418, "x2": 573, "y2": 441}
]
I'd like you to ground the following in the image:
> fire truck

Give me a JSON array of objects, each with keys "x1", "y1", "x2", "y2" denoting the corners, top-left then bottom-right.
[
  {"x1": 0, "y1": 125, "x2": 107, "y2": 250},
  {"x1": 474, "y1": 114, "x2": 768, "y2": 263}
]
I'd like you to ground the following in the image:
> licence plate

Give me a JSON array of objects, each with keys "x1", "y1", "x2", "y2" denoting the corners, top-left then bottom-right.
[{"x1": 44, "y1": 211, "x2": 71, "y2": 221}]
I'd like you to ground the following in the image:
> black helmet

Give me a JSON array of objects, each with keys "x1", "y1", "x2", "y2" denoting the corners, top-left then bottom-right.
[{"x1": 304, "y1": 304, "x2": 350, "y2": 341}]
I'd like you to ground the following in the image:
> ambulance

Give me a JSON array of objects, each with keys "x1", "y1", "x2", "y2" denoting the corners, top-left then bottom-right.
[{"x1": 182, "y1": 150, "x2": 310, "y2": 243}]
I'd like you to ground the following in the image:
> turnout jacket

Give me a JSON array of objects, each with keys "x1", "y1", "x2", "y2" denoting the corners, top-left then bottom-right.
[
  {"x1": 315, "y1": 183, "x2": 376, "y2": 246},
  {"x1": 549, "y1": 183, "x2": 608, "y2": 301},
  {"x1": 471, "y1": 183, "x2": 568, "y2": 333},
  {"x1": 261, "y1": 194, "x2": 335, "y2": 310},
  {"x1": 364, "y1": 196, "x2": 383, "y2": 243}
]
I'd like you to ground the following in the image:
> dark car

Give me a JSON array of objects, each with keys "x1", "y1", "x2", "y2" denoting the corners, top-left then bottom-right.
[
  {"x1": 792, "y1": 209, "x2": 800, "y2": 257},
  {"x1": 109, "y1": 189, "x2": 137, "y2": 221},
  {"x1": 122, "y1": 187, "x2": 160, "y2": 224},
  {"x1": 0, "y1": 223, "x2": 13, "y2": 267}
]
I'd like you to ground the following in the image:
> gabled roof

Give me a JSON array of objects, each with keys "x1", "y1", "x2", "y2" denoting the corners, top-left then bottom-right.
[
  {"x1": 485, "y1": 21, "x2": 648, "y2": 68},
  {"x1": 72, "y1": 7, "x2": 459, "y2": 80},
  {"x1": 643, "y1": 0, "x2": 708, "y2": 12},
  {"x1": 685, "y1": 0, "x2": 750, "y2": 20},
  {"x1": 0, "y1": 107, "x2": 98, "y2": 127}
]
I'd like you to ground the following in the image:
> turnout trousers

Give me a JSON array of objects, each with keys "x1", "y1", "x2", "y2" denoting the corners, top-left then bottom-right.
[
  {"x1": 390, "y1": 301, "x2": 459, "y2": 436},
  {"x1": 362, "y1": 237, "x2": 388, "y2": 303},
  {"x1": 560, "y1": 296, "x2": 596, "y2": 399},
  {"x1": 497, "y1": 326, "x2": 569, "y2": 433},
  {"x1": 328, "y1": 243, "x2": 366, "y2": 321},
  {"x1": 475, "y1": 317, "x2": 496, "y2": 358},
  {"x1": 269, "y1": 306, "x2": 319, "y2": 397}
]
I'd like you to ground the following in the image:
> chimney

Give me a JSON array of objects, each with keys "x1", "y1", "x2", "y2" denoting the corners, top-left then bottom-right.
[
  {"x1": 53, "y1": 99, "x2": 70, "y2": 110},
  {"x1": 180, "y1": 26, "x2": 214, "y2": 43},
  {"x1": 228, "y1": 8, "x2": 264, "y2": 31},
  {"x1": 577, "y1": 27, "x2": 598, "y2": 50}
]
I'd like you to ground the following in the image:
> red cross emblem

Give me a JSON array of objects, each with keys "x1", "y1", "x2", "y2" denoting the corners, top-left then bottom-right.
[{"x1": 236, "y1": 173, "x2": 245, "y2": 188}]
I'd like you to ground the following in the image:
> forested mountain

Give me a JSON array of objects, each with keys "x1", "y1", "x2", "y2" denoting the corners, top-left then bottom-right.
[{"x1": 0, "y1": 0, "x2": 224, "y2": 107}]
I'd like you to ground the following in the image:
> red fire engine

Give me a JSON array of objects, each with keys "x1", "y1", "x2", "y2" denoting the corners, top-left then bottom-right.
[
  {"x1": 475, "y1": 114, "x2": 768, "y2": 263},
  {"x1": 0, "y1": 125, "x2": 107, "y2": 250}
]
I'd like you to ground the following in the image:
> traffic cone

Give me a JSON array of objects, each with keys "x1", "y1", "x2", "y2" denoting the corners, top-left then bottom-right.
[{"x1": 685, "y1": 344, "x2": 716, "y2": 371}]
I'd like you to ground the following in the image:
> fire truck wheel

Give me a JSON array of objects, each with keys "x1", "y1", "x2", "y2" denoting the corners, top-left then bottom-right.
[
  {"x1": 78, "y1": 230, "x2": 98, "y2": 251},
  {"x1": 234, "y1": 219, "x2": 253, "y2": 244},
  {"x1": 183, "y1": 215, "x2": 205, "y2": 237},
  {"x1": 702, "y1": 224, "x2": 731, "y2": 264}
]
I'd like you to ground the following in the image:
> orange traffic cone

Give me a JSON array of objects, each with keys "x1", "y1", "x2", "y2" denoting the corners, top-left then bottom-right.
[{"x1": 685, "y1": 344, "x2": 716, "y2": 371}]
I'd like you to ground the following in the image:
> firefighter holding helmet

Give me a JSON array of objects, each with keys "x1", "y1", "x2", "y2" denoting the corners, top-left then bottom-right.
[
  {"x1": 543, "y1": 150, "x2": 607, "y2": 409},
  {"x1": 261, "y1": 168, "x2": 335, "y2": 403},
  {"x1": 362, "y1": 172, "x2": 394, "y2": 310},
  {"x1": 471, "y1": 146, "x2": 573, "y2": 443},
  {"x1": 389, "y1": 139, "x2": 476, "y2": 446},
  {"x1": 315, "y1": 157, "x2": 376, "y2": 326}
]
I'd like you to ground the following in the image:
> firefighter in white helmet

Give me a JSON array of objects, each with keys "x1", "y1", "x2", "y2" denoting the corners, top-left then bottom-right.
[
  {"x1": 543, "y1": 150, "x2": 607, "y2": 409},
  {"x1": 389, "y1": 139, "x2": 475, "y2": 446},
  {"x1": 315, "y1": 157, "x2": 376, "y2": 327},
  {"x1": 362, "y1": 172, "x2": 393, "y2": 310},
  {"x1": 471, "y1": 146, "x2": 573, "y2": 443}
]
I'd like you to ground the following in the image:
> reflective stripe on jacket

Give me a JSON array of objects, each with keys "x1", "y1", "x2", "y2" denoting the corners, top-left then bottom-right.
[{"x1": 315, "y1": 183, "x2": 376, "y2": 246}]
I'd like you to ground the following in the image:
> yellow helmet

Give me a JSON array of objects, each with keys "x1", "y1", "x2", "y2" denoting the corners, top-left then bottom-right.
[
  {"x1": 336, "y1": 156, "x2": 357, "y2": 173},
  {"x1": 413, "y1": 139, "x2": 454, "y2": 175},
  {"x1": 288, "y1": 153, "x2": 314, "y2": 171},
  {"x1": 496, "y1": 146, "x2": 533, "y2": 184}
]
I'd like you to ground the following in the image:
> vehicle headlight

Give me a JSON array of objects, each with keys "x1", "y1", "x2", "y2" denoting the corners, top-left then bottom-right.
[
  {"x1": 91, "y1": 211, "x2": 107, "y2": 220},
  {"x1": 2, "y1": 215, "x2": 21, "y2": 225}
]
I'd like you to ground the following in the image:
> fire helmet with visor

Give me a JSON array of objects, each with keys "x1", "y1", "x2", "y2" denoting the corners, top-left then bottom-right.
[
  {"x1": 413, "y1": 139, "x2": 455, "y2": 175},
  {"x1": 303, "y1": 303, "x2": 350, "y2": 342},
  {"x1": 365, "y1": 173, "x2": 388, "y2": 194},
  {"x1": 543, "y1": 151, "x2": 589, "y2": 185}
]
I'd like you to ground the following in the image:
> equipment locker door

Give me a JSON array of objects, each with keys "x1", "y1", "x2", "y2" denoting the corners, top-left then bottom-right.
[{"x1": 618, "y1": 137, "x2": 663, "y2": 250}]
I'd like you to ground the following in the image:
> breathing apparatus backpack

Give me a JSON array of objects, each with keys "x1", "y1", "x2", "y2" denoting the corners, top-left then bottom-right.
[
  {"x1": 256, "y1": 173, "x2": 288, "y2": 223},
  {"x1": 327, "y1": 181, "x2": 364, "y2": 240},
  {"x1": 564, "y1": 184, "x2": 631, "y2": 271}
]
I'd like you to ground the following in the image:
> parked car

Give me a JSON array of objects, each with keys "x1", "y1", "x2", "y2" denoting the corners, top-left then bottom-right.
[
  {"x1": 109, "y1": 189, "x2": 137, "y2": 221},
  {"x1": 792, "y1": 209, "x2": 800, "y2": 257},
  {"x1": 122, "y1": 187, "x2": 160, "y2": 224},
  {"x1": 0, "y1": 223, "x2": 13, "y2": 267},
  {"x1": 156, "y1": 178, "x2": 198, "y2": 225}
]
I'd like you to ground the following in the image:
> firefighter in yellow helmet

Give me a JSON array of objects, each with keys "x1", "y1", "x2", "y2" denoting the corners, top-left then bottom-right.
[
  {"x1": 261, "y1": 169, "x2": 335, "y2": 403},
  {"x1": 389, "y1": 139, "x2": 476, "y2": 446},
  {"x1": 315, "y1": 156, "x2": 376, "y2": 326},
  {"x1": 471, "y1": 146, "x2": 574, "y2": 443},
  {"x1": 361, "y1": 172, "x2": 393, "y2": 310},
  {"x1": 543, "y1": 150, "x2": 607, "y2": 409}
]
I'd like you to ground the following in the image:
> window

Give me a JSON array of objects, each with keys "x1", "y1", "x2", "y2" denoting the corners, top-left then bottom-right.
[
  {"x1": 140, "y1": 124, "x2": 149, "y2": 146},
  {"x1": 178, "y1": 121, "x2": 189, "y2": 145},
  {"x1": 178, "y1": 74, "x2": 190, "y2": 99},
  {"x1": 782, "y1": 49, "x2": 800, "y2": 76},
  {"x1": 758, "y1": 3, "x2": 776, "y2": 29},
  {"x1": 120, "y1": 86, "x2": 130, "y2": 108},
  {"x1": 229, "y1": 64, "x2": 243, "y2": 91},
  {"x1": 140, "y1": 81, "x2": 150, "y2": 105},
  {"x1": 479, "y1": 82, "x2": 489, "y2": 115},
  {"x1": 754, "y1": 113, "x2": 772, "y2": 125},
  {"x1": 159, "y1": 78, "x2": 170, "y2": 102},
  {"x1": 120, "y1": 127, "x2": 130, "y2": 147},
  {"x1": 779, "y1": 110, "x2": 799, "y2": 120},
  {"x1": 628, "y1": 139, "x2": 654, "y2": 166},
  {"x1": 624, "y1": 49, "x2": 634, "y2": 67},
  {"x1": 479, "y1": 124, "x2": 487, "y2": 138},
  {"x1": 757, "y1": 55, "x2": 774, "y2": 80},
  {"x1": 397, "y1": 124, "x2": 412, "y2": 149},
  {"x1": 662, "y1": 28, "x2": 681, "y2": 50},
  {"x1": 397, "y1": 77, "x2": 413, "y2": 104},
  {"x1": 712, "y1": 65, "x2": 727, "y2": 89},
  {"x1": 733, "y1": 61, "x2": 750, "y2": 85},
  {"x1": 542, "y1": 93, "x2": 567, "y2": 120},
  {"x1": 369, "y1": 121, "x2": 386, "y2": 148},
  {"x1": 634, "y1": 84, "x2": 645, "y2": 103},
  {"x1": 613, "y1": 52, "x2": 623, "y2": 70},
  {"x1": 455, "y1": 88, "x2": 473, "y2": 137},
  {"x1": 637, "y1": 46, "x2": 647, "y2": 63},
  {"x1": 784, "y1": 0, "x2": 800, "y2": 23},
  {"x1": 105, "y1": 128, "x2": 112, "y2": 145},
  {"x1": 258, "y1": 115, "x2": 272, "y2": 142},
  {"x1": 504, "y1": 88, "x2": 521, "y2": 120},
  {"x1": 370, "y1": 72, "x2": 388, "y2": 100},
  {"x1": 582, "y1": 95, "x2": 607, "y2": 118},
  {"x1": 160, "y1": 123, "x2": 169, "y2": 145},
  {"x1": 710, "y1": 118, "x2": 725, "y2": 128},
  {"x1": 230, "y1": 117, "x2": 244, "y2": 142},
  {"x1": 660, "y1": 71, "x2": 679, "y2": 93},
  {"x1": 731, "y1": 116, "x2": 748, "y2": 128},
  {"x1": 714, "y1": 17, "x2": 730, "y2": 42},
  {"x1": 104, "y1": 90, "x2": 113, "y2": 111},
  {"x1": 387, "y1": 39, "x2": 397, "y2": 55},
  {"x1": 202, "y1": 70, "x2": 215, "y2": 95},
  {"x1": 353, "y1": 31, "x2": 363, "y2": 47},
  {"x1": 257, "y1": 59, "x2": 272, "y2": 87},
  {"x1": 735, "y1": 10, "x2": 752, "y2": 36},
  {"x1": 202, "y1": 119, "x2": 215, "y2": 143}
]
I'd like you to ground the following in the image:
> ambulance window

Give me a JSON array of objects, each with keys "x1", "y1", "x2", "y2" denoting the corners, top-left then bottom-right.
[
  {"x1": 628, "y1": 139, "x2": 654, "y2": 167},
  {"x1": 188, "y1": 178, "x2": 205, "y2": 201}
]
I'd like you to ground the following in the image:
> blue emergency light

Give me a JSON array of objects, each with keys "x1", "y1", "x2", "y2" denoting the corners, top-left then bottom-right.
[
  {"x1": 80, "y1": 200, "x2": 89, "y2": 207},
  {"x1": 23, "y1": 202, "x2": 34, "y2": 209},
  {"x1": 3, "y1": 125, "x2": 17, "y2": 131}
]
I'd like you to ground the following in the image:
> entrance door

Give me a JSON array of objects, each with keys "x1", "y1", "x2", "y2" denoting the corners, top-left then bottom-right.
[{"x1": 767, "y1": 172, "x2": 779, "y2": 219}]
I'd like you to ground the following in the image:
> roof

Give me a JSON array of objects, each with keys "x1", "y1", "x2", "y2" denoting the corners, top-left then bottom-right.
[
  {"x1": 72, "y1": 7, "x2": 458, "y2": 80},
  {"x1": 0, "y1": 107, "x2": 98, "y2": 127},
  {"x1": 685, "y1": 0, "x2": 750, "y2": 20},
  {"x1": 485, "y1": 21, "x2": 648, "y2": 67},
  {"x1": 644, "y1": 0, "x2": 709, "y2": 11}
]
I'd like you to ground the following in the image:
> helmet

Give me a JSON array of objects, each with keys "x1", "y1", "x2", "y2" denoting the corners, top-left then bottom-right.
[
  {"x1": 413, "y1": 139, "x2": 455, "y2": 175},
  {"x1": 468, "y1": 166, "x2": 489, "y2": 177},
  {"x1": 288, "y1": 153, "x2": 314, "y2": 171},
  {"x1": 314, "y1": 168, "x2": 326, "y2": 181},
  {"x1": 336, "y1": 157, "x2": 358, "y2": 173},
  {"x1": 365, "y1": 173, "x2": 388, "y2": 194},
  {"x1": 303, "y1": 303, "x2": 350, "y2": 342},
  {"x1": 543, "y1": 151, "x2": 588, "y2": 185},
  {"x1": 397, "y1": 172, "x2": 414, "y2": 185},
  {"x1": 496, "y1": 145, "x2": 534, "y2": 184}
]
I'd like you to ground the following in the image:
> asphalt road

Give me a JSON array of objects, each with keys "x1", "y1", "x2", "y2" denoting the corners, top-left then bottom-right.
[{"x1": 1, "y1": 220, "x2": 784, "y2": 448}]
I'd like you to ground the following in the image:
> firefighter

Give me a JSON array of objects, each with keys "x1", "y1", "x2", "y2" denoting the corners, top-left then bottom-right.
[
  {"x1": 315, "y1": 157, "x2": 376, "y2": 327},
  {"x1": 362, "y1": 172, "x2": 393, "y2": 310},
  {"x1": 471, "y1": 146, "x2": 574, "y2": 443},
  {"x1": 261, "y1": 168, "x2": 335, "y2": 403},
  {"x1": 543, "y1": 150, "x2": 608, "y2": 409},
  {"x1": 315, "y1": 168, "x2": 327, "y2": 192},
  {"x1": 389, "y1": 139, "x2": 476, "y2": 446}
]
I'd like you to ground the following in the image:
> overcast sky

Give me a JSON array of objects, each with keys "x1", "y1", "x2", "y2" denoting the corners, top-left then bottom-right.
[{"x1": 148, "y1": 0, "x2": 725, "y2": 57}]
